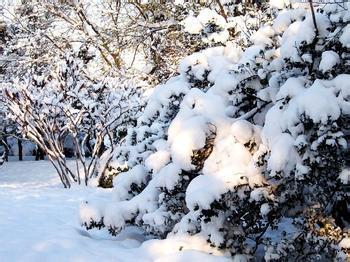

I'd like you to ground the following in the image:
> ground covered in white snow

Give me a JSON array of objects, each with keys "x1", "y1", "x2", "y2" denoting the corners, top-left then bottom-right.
[{"x1": 0, "y1": 161, "x2": 229, "y2": 262}]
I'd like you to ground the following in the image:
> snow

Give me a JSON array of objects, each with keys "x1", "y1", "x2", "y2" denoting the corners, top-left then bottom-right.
[
  {"x1": 155, "y1": 163, "x2": 182, "y2": 191},
  {"x1": 186, "y1": 175, "x2": 225, "y2": 210},
  {"x1": 275, "y1": 77, "x2": 305, "y2": 101},
  {"x1": 340, "y1": 24, "x2": 350, "y2": 48},
  {"x1": 168, "y1": 87, "x2": 227, "y2": 171},
  {"x1": 264, "y1": 77, "x2": 345, "y2": 147},
  {"x1": 251, "y1": 26, "x2": 275, "y2": 47},
  {"x1": 260, "y1": 203, "x2": 271, "y2": 216},
  {"x1": 319, "y1": 51, "x2": 340, "y2": 73},
  {"x1": 250, "y1": 188, "x2": 268, "y2": 202},
  {"x1": 231, "y1": 120, "x2": 256, "y2": 144},
  {"x1": 112, "y1": 165, "x2": 148, "y2": 201},
  {"x1": 182, "y1": 8, "x2": 230, "y2": 44},
  {"x1": 145, "y1": 150, "x2": 171, "y2": 173},
  {"x1": 283, "y1": 80, "x2": 341, "y2": 126},
  {"x1": 0, "y1": 161, "x2": 229, "y2": 261},
  {"x1": 185, "y1": 119, "x2": 264, "y2": 211},
  {"x1": 339, "y1": 169, "x2": 350, "y2": 184},
  {"x1": 182, "y1": 15, "x2": 202, "y2": 34},
  {"x1": 262, "y1": 74, "x2": 350, "y2": 175},
  {"x1": 339, "y1": 237, "x2": 350, "y2": 249},
  {"x1": 273, "y1": 9, "x2": 306, "y2": 34},
  {"x1": 168, "y1": 111, "x2": 208, "y2": 170},
  {"x1": 270, "y1": 0, "x2": 291, "y2": 9},
  {"x1": 267, "y1": 133, "x2": 299, "y2": 173},
  {"x1": 279, "y1": 11, "x2": 330, "y2": 62},
  {"x1": 141, "y1": 235, "x2": 230, "y2": 262}
]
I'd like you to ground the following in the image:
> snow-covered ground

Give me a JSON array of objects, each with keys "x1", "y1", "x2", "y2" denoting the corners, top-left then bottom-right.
[{"x1": 0, "y1": 161, "x2": 228, "y2": 262}]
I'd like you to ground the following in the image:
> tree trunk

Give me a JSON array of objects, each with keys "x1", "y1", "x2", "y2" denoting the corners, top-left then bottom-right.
[
  {"x1": 0, "y1": 137, "x2": 9, "y2": 163},
  {"x1": 3, "y1": 136, "x2": 9, "y2": 162},
  {"x1": 35, "y1": 146, "x2": 45, "y2": 160},
  {"x1": 18, "y1": 139, "x2": 23, "y2": 161}
]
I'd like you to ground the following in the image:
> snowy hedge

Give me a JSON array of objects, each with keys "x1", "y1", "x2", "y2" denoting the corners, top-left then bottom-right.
[{"x1": 81, "y1": 2, "x2": 350, "y2": 260}]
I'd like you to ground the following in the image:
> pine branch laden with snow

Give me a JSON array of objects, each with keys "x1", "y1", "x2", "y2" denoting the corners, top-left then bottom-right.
[
  {"x1": 4, "y1": 51, "x2": 143, "y2": 188},
  {"x1": 80, "y1": 1, "x2": 350, "y2": 260}
]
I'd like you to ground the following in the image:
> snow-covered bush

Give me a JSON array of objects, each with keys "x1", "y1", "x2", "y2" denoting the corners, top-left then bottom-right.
[
  {"x1": 4, "y1": 51, "x2": 143, "y2": 188},
  {"x1": 182, "y1": 1, "x2": 274, "y2": 48},
  {"x1": 79, "y1": 2, "x2": 350, "y2": 260}
]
